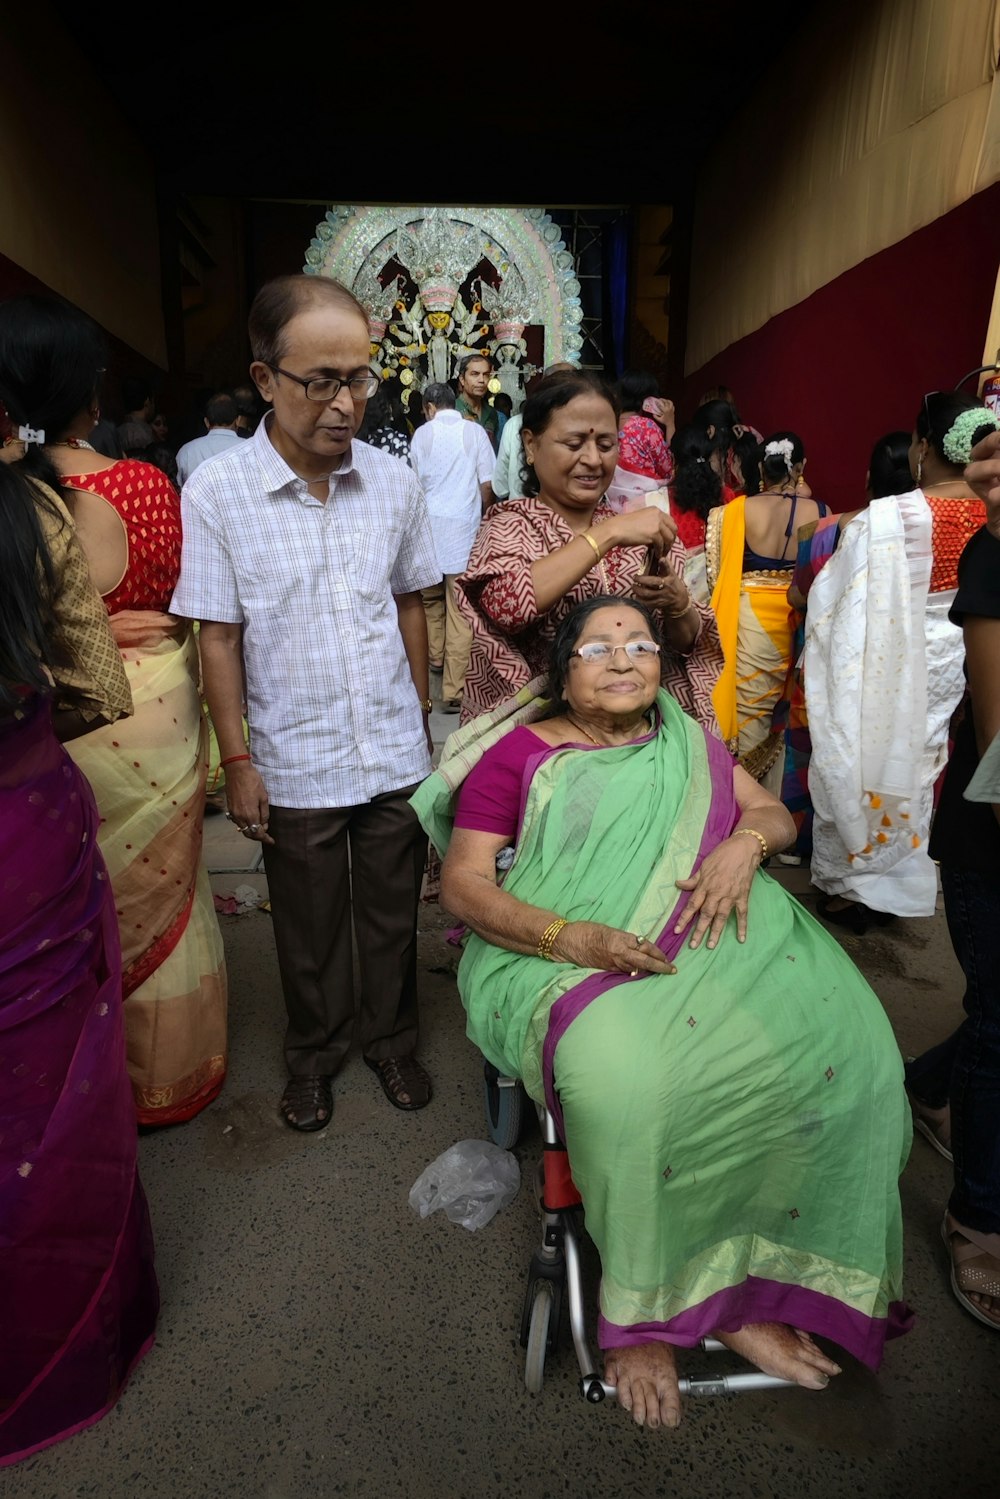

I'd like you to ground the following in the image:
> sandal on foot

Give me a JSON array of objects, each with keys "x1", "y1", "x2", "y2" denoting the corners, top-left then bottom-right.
[
  {"x1": 816, "y1": 894, "x2": 870, "y2": 935},
  {"x1": 280, "y1": 1074, "x2": 333, "y2": 1132},
  {"x1": 941, "y1": 1214, "x2": 1000, "y2": 1330},
  {"x1": 365, "y1": 1054, "x2": 432, "y2": 1111},
  {"x1": 907, "y1": 1088, "x2": 953, "y2": 1162}
]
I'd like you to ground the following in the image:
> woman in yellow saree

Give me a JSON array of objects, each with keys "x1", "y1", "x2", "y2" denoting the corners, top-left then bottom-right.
[{"x1": 706, "y1": 433, "x2": 828, "y2": 793}]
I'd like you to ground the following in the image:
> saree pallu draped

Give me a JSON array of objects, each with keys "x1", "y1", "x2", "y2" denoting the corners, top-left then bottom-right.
[
  {"x1": 67, "y1": 611, "x2": 227, "y2": 1124},
  {"x1": 706, "y1": 498, "x2": 793, "y2": 789},
  {"x1": 805, "y1": 491, "x2": 966, "y2": 918},
  {"x1": 414, "y1": 692, "x2": 911, "y2": 1367},
  {"x1": 1, "y1": 697, "x2": 158, "y2": 1466}
]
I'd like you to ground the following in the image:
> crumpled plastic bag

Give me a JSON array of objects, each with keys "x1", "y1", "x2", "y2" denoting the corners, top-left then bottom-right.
[{"x1": 409, "y1": 1139, "x2": 521, "y2": 1232}]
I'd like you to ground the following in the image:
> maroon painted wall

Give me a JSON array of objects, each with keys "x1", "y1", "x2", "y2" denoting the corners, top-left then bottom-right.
[{"x1": 682, "y1": 183, "x2": 1000, "y2": 512}]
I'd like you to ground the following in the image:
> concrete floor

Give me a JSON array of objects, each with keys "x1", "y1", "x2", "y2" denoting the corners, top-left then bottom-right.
[{"x1": 5, "y1": 717, "x2": 999, "y2": 1499}]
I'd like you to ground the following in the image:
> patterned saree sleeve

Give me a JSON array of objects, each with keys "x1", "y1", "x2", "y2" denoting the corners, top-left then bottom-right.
[
  {"x1": 34, "y1": 487, "x2": 132, "y2": 722},
  {"x1": 461, "y1": 505, "x2": 544, "y2": 633}
]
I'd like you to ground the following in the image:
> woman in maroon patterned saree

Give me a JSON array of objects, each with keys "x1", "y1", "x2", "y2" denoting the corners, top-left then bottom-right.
[{"x1": 457, "y1": 371, "x2": 723, "y2": 730}]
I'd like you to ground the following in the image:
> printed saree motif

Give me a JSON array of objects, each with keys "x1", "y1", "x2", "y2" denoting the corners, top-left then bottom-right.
[
  {"x1": 706, "y1": 498, "x2": 793, "y2": 784},
  {"x1": 67, "y1": 612, "x2": 227, "y2": 1123},
  {"x1": 413, "y1": 691, "x2": 911, "y2": 1368},
  {"x1": 0, "y1": 697, "x2": 158, "y2": 1466}
]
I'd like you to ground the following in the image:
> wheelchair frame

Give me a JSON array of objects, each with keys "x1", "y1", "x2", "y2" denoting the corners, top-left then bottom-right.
[{"x1": 484, "y1": 1063, "x2": 795, "y2": 1402}]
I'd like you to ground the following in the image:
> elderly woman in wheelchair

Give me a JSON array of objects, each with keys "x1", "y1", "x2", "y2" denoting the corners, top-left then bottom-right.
[{"x1": 412, "y1": 595, "x2": 911, "y2": 1429}]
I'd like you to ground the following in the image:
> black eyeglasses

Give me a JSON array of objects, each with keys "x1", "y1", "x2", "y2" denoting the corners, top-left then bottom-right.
[{"x1": 267, "y1": 365, "x2": 380, "y2": 403}]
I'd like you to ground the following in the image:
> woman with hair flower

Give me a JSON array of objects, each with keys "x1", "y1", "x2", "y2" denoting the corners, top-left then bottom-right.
[
  {"x1": 805, "y1": 392, "x2": 998, "y2": 930},
  {"x1": 705, "y1": 432, "x2": 828, "y2": 791}
]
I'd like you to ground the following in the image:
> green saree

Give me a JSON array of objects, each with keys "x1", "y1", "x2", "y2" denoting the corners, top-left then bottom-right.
[{"x1": 412, "y1": 691, "x2": 912, "y2": 1366}]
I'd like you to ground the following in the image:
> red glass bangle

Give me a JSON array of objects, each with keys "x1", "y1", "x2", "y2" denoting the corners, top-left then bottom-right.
[{"x1": 219, "y1": 753, "x2": 252, "y2": 768}]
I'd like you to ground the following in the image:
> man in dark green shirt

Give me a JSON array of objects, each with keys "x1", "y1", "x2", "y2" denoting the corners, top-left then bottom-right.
[{"x1": 455, "y1": 353, "x2": 499, "y2": 451}]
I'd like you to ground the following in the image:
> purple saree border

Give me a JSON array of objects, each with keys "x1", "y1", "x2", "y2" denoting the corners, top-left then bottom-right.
[
  {"x1": 598, "y1": 1280, "x2": 914, "y2": 1372},
  {"x1": 0, "y1": 1332, "x2": 155, "y2": 1470},
  {"x1": 541, "y1": 725, "x2": 736, "y2": 1138}
]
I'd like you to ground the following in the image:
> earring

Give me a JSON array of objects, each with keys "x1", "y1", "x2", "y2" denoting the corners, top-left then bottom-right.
[{"x1": 916, "y1": 455, "x2": 923, "y2": 485}]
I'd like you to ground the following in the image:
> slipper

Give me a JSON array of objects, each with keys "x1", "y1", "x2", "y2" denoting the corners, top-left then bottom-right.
[
  {"x1": 365, "y1": 1054, "x2": 432, "y2": 1111},
  {"x1": 907, "y1": 1088, "x2": 953, "y2": 1162},
  {"x1": 941, "y1": 1214, "x2": 1000, "y2": 1330},
  {"x1": 816, "y1": 894, "x2": 870, "y2": 935},
  {"x1": 280, "y1": 1074, "x2": 333, "y2": 1132}
]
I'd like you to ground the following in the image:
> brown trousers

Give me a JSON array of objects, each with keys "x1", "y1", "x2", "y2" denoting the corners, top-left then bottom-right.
[
  {"x1": 421, "y1": 575, "x2": 473, "y2": 701},
  {"x1": 262, "y1": 787, "x2": 427, "y2": 1077}
]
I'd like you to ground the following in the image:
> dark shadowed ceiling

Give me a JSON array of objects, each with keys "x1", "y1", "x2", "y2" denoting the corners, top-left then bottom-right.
[{"x1": 53, "y1": 1, "x2": 817, "y2": 203}]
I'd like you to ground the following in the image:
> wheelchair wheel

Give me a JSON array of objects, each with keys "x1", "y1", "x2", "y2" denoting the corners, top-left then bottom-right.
[
  {"x1": 524, "y1": 1280, "x2": 554, "y2": 1395},
  {"x1": 483, "y1": 1063, "x2": 526, "y2": 1150}
]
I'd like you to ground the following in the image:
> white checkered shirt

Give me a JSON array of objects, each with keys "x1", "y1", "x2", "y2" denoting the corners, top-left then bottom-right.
[{"x1": 170, "y1": 415, "x2": 440, "y2": 808}]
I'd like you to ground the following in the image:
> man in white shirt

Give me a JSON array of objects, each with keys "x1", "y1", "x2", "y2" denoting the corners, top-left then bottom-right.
[
  {"x1": 410, "y1": 382, "x2": 493, "y2": 710},
  {"x1": 171, "y1": 274, "x2": 440, "y2": 1132},
  {"x1": 176, "y1": 392, "x2": 243, "y2": 484}
]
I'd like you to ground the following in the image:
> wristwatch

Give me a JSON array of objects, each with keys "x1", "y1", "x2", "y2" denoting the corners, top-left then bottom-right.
[{"x1": 420, "y1": 697, "x2": 433, "y2": 712}]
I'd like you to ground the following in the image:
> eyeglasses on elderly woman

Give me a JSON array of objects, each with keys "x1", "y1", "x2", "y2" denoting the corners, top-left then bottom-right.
[{"x1": 569, "y1": 639, "x2": 661, "y2": 664}]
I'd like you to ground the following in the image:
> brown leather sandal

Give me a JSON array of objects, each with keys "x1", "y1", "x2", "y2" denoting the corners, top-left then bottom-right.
[
  {"x1": 279, "y1": 1074, "x2": 333, "y2": 1132},
  {"x1": 365, "y1": 1054, "x2": 432, "y2": 1111}
]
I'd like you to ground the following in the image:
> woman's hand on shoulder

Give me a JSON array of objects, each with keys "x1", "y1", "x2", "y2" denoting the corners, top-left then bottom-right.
[
  {"x1": 673, "y1": 836, "x2": 761, "y2": 949},
  {"x1": 552, "y1": 921, "x2": 676, "y2": 975},
  {"x1": 596, "y1": 506, "x2": 677, "y2": 556}
]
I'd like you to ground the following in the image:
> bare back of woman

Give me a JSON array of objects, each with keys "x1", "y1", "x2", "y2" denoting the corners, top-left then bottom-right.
[{"x1": 744, "y1": 490, "x2": 825, "y2": 565}]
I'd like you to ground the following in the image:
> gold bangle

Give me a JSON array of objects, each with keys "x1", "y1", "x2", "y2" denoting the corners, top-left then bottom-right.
[
  {"x1": 419, "y1": 697, "x2": 433, "y2": 712},
  {"x1": 537, "y1": 917, "x2": 568, "y2": 960},
  {"x1": 580, "y1": 530, "x2": 603, "y2": 566},
  {"x1": 733, "y1": 827, "x2": 769, "y2": 860}
]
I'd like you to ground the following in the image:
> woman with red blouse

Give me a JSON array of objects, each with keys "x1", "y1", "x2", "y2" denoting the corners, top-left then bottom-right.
[
  {"x1": 0, "y1": 297, "x2": 227, "y2": 1126},
  {"x1": 456, "y1": 370, "x2": 723, "y2": 727}
]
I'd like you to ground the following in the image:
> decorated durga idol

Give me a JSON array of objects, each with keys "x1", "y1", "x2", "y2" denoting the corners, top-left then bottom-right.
[{"x1": 349, "y1": 212, "x2": 540, "y2": 410}]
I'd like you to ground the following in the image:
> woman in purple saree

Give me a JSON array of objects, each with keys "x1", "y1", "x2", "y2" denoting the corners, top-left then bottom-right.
[{"x1": 0, "y1": 462, "x2": 158, "y2": 1465}]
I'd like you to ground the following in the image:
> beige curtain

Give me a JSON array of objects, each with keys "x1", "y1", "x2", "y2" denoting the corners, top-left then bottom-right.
[{"x1": 686, "y1": 0, "x2": 1000, "y2": 375}]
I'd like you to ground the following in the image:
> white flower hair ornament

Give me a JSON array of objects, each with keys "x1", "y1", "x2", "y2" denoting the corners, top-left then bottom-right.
[
  {"x1": 941, "y1": 408, "x2": 1000, "y2": 466},
  {"x1": 764, "y1": 437, "x2": 795, "y2": 471}
]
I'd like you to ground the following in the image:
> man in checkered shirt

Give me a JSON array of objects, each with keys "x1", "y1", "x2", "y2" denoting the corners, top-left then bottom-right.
[{"x1": 171, "y1": 275, "x2": 441, "y2": 1131}]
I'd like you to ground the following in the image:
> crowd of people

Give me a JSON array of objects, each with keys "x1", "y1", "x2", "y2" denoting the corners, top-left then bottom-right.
[{"x1": 2, "y1": 271, "x2": 999, "y2": 1461}]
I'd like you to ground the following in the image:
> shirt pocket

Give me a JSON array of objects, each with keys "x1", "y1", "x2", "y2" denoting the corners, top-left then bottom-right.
[{"x1": 350, "y1": 529, "x2": 393, "y2": 600}]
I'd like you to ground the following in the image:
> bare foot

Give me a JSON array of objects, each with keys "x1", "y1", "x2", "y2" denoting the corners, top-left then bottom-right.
[
  {"x1": 603, "y1": 1342, "x2": 682, "y2": 1428},
  {"x1": 714, "y1": 1323, "x2": 841, "y2": 1389}
]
